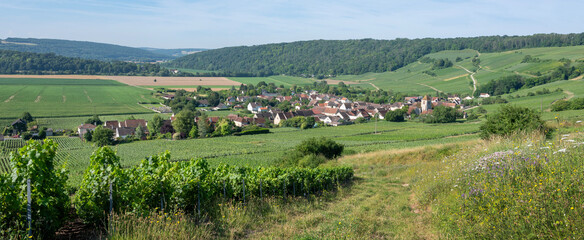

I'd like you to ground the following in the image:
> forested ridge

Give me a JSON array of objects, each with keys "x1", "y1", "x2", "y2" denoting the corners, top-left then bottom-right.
[
  {"x1": 0, "y1": 38, "x2": 171, "y2": 62},
  {"x1": 0, "y1": 49, "x2": 180, "y2": 76},
  {"x1": 168, "y1": 33, "x2": 584, "y2": 76}
]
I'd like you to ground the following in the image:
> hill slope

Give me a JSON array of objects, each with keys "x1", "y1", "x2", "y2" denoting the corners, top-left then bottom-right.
[
  {"x1": 0, "y1": 38, "x2": 171, "y2": 62},
  {"x1": 332, "y1": 45, "x2": 584, "y2": 97},
  {"x1": 168, "y1": 33, "x2": 584, "y2": 76}
]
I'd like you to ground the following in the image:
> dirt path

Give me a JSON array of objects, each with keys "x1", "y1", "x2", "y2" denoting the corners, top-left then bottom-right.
[
  {"x1": 4, "y1": 95, "x2": 15, "y2": 103},
  {"x1": 416, "y1": 83, "x2": 443, "y2": 93},
  {"x1": 570, "y1": 75, "x2": 583, "y2": 81},
  {"x1": 34, "y1": 96, "x2": 41, "y2": 103},
  {"x1": 565, "y1": 90, "x2": 575, "y2": 100},
  {"x1": 369, "y1": 82, "x2": 380, "y2": 90},
  {"x1": 83, "y1": 90, "x2": 93, "y2": 103},
  {"x1": 62, "y1": 95, "x2": 67, "y2": 103},
  {"x1": 443, "y1": 74, "x2": 469, "y2": 81},
  {"x1": 457, "y1": 65, "x2": 477, "y2": 95}
]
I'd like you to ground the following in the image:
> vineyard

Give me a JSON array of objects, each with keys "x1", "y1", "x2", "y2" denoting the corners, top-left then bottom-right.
[
  {"x1": 0, "y1": 137, "x2": 96, "y2": 184},
  {"x1": 0, "y1": 140, "x2": 354, "y2": 238}
]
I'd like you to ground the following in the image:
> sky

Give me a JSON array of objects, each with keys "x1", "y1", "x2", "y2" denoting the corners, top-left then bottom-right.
[{"x1": 1, "y1": 0, "x2": 584, "y2": 49}]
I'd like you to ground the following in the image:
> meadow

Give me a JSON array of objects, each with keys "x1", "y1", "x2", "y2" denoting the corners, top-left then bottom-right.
[
  {"x1": 0, "y1": 78, "x2": 160, "y2": 121},
  {"x1": 332, "y1": 45, "x2": 584, "y2": 96}
]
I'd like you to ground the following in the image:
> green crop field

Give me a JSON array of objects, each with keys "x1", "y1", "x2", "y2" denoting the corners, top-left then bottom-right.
[
  {"x1": 0, "y1": 120, "x2": 481, "y2": 187},
  {"x1": 111, "y1": 121, "x2": 480, "y2": 172},
  {"x1": 0, "y1": 78, "x2": 160, "y2": 121},
  {"x1": 331, "y1": 46, "x2": 584, "y2": 96}
]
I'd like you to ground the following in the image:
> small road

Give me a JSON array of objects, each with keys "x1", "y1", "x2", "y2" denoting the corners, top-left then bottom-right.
[
  {"x1": 457, "y1": 65, "x2": 477, "y2": 96},
  {"x1": 416, "y1": 83, "x2": 443, "y2": 93}
]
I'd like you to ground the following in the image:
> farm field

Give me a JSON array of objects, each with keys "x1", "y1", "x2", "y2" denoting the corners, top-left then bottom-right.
[
  {"x1": 0, "y1": 120, "x2": 481, "y2": 187},
  {"x1": 0, "y1": 78, "x2": 160, "y2": 120},
  {"x1": 331, "y1": 45, "x2": 584, "y2": 96}
]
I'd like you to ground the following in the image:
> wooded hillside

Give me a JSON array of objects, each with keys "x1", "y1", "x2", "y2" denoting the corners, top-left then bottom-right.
[{"x1": 168, "y1": 33, "x2": 584, "y2": 76}]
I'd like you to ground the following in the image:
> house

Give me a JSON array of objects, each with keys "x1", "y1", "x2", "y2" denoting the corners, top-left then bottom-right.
[
  {"x1": 45, "y1": 128, "x2": 53, "y2": 137},
  {"x1": 253, "y1": 117, "x2": 267, "y2": 127},
  {"x1": 463, "y1": 96, "x2": 474, "y2": 100},
  {"x1": 479, "y1": 93, "x2": 491, "y2": 98},
  {"x1": 161, "y1": 94, "x2": 175, "y2": 100},
  {"x1": 339, "y1": 103, "x2": 352, "y2": 111},
  {"x1": 273, "y1": 113, "x2": 287, "y2": 125},
  {"x1": 337, "y1": 112, "x2": 351, "y2": 121},
  {"x1": 234, "y1": 117, "x2": 252, "y2": 127},
  {"x1": 324, "y1": 108, "x2": 339, "y2": 116},
  {"x1": 247, "y1": 102, "x2": 262, "y2": 113},
  {"x1": 104, "y1": 120, "x2": 119, "y2": 130},
  {"x1": 198, "y1": 99, "x2": 210, "y2": 107},
  {"x1": 11, "y1": 119, "x2": 27, "y2": 134},
  {"x1": 233, "y1": 104, "x2": 244, "y2": 110},
  {"x1": 120, "y1": 119, "x2": 147, "y2": 129},
  {"x1": 294, "y1": 110, "x2": 314, "y2": 117},
  {"x1": 254, "y1": 112, "x2": 273, "y2": 120},
  {"x1": 312, "y1": 106, "x2": 325, "y2": 115},
  {"x1": 258, "y1": 106, "x2": 270, "y2": 113},
  {"x1": 78, "y1": 123, "x2": 96, "y2": 138},
  {"x1": 116, "y1": 127, "x2": 135, "y2": 139},
  {"x1": 213, "y1": 103, "x2": 229, "y2": 111}
]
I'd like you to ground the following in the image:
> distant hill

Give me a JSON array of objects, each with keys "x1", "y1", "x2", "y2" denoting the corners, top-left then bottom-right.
[
  {"x1": 0, "y1": 49, "x2": 185, "y2": 76},
  {"x1": 141, "y1": 48, "x2": 208, "y2": 58},
  {"x1": 0, "y1": 38, "x2": 172, "y2": 62},
  {"x1": 167, "y1": 33, "x2": 584, "y2": 77}
]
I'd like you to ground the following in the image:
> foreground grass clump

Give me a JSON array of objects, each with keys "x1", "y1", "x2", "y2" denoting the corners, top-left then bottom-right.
[
  {"x1": 108, "y1": 210, "x2": 214, "y2": 239},
  {"x1": 420, "y1": 129, "x2": 584, "y2": 238}
]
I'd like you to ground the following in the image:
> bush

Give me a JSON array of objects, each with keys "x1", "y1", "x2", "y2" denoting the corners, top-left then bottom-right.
[
  {"x1": 75, "y1": 147, "x2": 127, "y2": 225},
  {"x1": 1, "y1": 140, "x2": 69, "y2": 237},
  {"x1": 385, "y1": 110, "x2": 405, "y2": 122},
  {"x1": 424, "y1": 106, "x2": 457, "y2": 123},
  {"x1": 296, "y1": 137, "x2": 344, "y2": 159},
  {"x1": 479, "y1": 105, "x2": 548, "y2": 139}
]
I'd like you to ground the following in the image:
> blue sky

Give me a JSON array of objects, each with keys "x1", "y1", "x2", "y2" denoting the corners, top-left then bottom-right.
[{"x1": 1, "y1": 0, "x2": 583, "y2": 49}]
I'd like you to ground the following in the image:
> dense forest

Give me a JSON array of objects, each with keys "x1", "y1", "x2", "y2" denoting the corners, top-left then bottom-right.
[
  {"x1": 168, "y1": 33, "x2": 584, "y2": 76},
  {"x1": 0, "y1": 50, "x2": 192, "y2": 76},
  {"x1": 0, "y1": 38, "x2": 171, "y2": 62}
]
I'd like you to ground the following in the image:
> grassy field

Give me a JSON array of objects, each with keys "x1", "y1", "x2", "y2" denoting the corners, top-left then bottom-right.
[
  {"x1": 0, "y1": 78, "x2": 159, "y2": 120},
  {"x1": 331, "y1": 45, "x2": 584, "y2": 96}
]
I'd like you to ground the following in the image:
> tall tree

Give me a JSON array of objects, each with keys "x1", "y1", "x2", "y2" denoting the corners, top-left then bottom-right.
[
  {"x1": 148, "y1": 115, "x2": 165, "y2": 136},
  {"x1": 172, "y1": 110, "x2": 195, "y2": 136},
  {"x1": 197, "y1": 114, "x2": 211, "y2": 138}
]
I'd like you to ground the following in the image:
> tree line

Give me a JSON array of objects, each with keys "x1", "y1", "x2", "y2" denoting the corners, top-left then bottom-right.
[
  {"x1": 0, "y1": 49, "x2": 193, "y2": 76},
  {"x1": 167, "y1": 33, "x2": 584, "y2": 76}
]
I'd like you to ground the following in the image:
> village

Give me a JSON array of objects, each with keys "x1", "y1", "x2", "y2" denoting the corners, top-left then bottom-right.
[{"x1": 75, "y1": 89, "x2": 480, "y2": 140}]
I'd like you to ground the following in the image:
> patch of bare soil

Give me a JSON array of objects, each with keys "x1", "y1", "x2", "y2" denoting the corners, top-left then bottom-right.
[
  {"x1": 4, "y1": 95, "x2": 15, "y2": 102},
  {"x1": 104, "y1": 76, "x2": 240, "y2": 86}
]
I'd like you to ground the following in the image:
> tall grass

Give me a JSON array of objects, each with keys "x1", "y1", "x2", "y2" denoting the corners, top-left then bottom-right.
[{"x1": 419, "y1": 124, "x2": 584, "y2": 238}]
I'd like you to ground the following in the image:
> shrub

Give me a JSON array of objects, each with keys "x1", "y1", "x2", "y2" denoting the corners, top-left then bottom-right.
[
  {"x1": 479, "y1": 105, "x2": 548, "y2": 139},
  {"x1": 1, "y1": 140, "x2": 69, "y2": 237},
  {"x1": 385, "y1": 110, "x2": 405, "y2": 122},
  {"x1": 424, "y1": 106, "x2": 457, "y2": 123},
  {"x1": 296, "y1": 137, "x2": 344, "y2": 160},
  {"x1": 75, "y1": 147, "x2": 127, "y2": 225}
]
